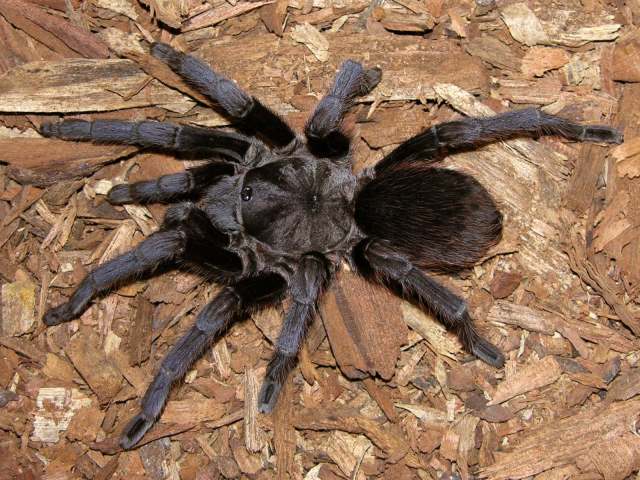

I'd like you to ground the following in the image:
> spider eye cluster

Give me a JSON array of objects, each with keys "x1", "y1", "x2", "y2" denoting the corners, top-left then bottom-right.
[{"x1": 241, "y1": 186, "x2": 253, "y2": 201}]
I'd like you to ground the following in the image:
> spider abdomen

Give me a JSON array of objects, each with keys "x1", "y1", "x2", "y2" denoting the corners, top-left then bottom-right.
[{"x1": 355, "y1": 165, "x2": 502, "y2": 271}]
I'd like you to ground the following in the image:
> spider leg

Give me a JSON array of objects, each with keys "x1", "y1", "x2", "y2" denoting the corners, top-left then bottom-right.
[
  {"x1": 120, "y1": 273, "x2": 286, "y2": 450},
  {"x1": 151, "y1": 42, "x2": 295, "y2": 147},
  {"x1": 107, "y1": 162, "x2": 234, "y2": 205},
  {"x1": 41, "y1": 120, "x2": 250, "y2": 158},
  {"x1": 258, "y1": 255, "x2": 329, "y2": 413},
  {"x1": 305, "y1": 60, "x2": 381, "y2": 157},
  {"x1": 376, "y1": 107, "x2": 624, "y2": 171},
  {"x1": 355, "y1": 239, "x2": 504, "y2": 368},
  {"x1": 43, "y1": 204, "x2": 242, "y2": 326}
]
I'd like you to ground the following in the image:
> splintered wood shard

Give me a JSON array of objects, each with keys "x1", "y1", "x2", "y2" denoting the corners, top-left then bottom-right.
[
  {"x1": 1, "y1": 138, "x2": 136, "y2": 187},
  {"x1": 479, "y1": 399, "x2": 640, "y2": 479},
  {"x1": 0, "y1": 59, "x2": 195, "y2": 113},
  {"x1": 319, "y1": 269, "x2": 407, "y2": 380}
]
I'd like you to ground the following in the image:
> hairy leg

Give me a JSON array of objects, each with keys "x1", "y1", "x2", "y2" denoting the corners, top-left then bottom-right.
[
  {"x1": 258, "y1": 255, "x2": 329, "y2": 413},
  {"x1": 356, "y1": 240, "x2": 504, "y2": 368},
  {"x1": 306, "y1": 60, "x2": 381, "y2": 157},
  {"x1": 376, "y1": 108, "x2": 624, "y2": 170},
  {"x1": 43, "y1": 204, "x2": 241, "y2": 326},
  {"x1": 107, "y1": 162, "x2": 234, "y2": 205},
  {"x1": 41, "y1": 119, "x2": 250, "y2": 158},
  {"x1": 120, "y1": 273, "x2": 286, "y2": 449},
  {"x1": 151, "y1": 42, "x2": 295, "y2": 147}
]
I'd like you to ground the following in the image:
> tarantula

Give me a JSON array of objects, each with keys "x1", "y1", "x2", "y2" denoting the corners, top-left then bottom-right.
[{"x1": 40, "y1": 43, "x2": 623, "y2": 450}]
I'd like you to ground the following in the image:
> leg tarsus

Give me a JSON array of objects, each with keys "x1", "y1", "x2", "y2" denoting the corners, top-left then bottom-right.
[
  {"x1": 258, "y1": 255, "x2": 329, "y2": 413},
  {"x1": 580, "y1": 124, "x2": 624, "y2": 144},
  {"x1": 376, "y1": 108, "x2": 623, "y2": 170},
  {"x1": 258, "y1": 354, "x2": 297, "y2": 413},
  {"x1": 121, "y1": 275, "x2": 285, "y2": 448},
  {"x1": 120, "y1": 412, "x2": 155, "y2": 450},
  {"x1": 357, "y1": 240, "x2": 504, "y2": 368}
]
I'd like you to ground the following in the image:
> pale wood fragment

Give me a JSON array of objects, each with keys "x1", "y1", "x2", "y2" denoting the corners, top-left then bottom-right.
[
  {"x1": 486, "y1": 301, "x2": 557, "y2": 335},
  {"x1": 182, "y1": 2, "x2": 273, "y2": 32},
  {"x1": 612, "y1": 137, "x2": 640, "y2": 179},
  {"x1": 375, "y1": 8, "x2": 435, "y2": 33},
  {"x1": 1, "y1": 279, "x2": 36, "y2": 336},
  {"x1": 488, "y1": 355, "x2": 561, "y2": 405},
  {"x1": 589, "y1": 434, "x2": 640, "y2": 480},
  {"x1": 139, "y1": 0, "x2": 185, "y2": 28},
  {"x1": 162, "y1": 398, "x2": 226, "y2": 424},
  {"x1": 273, "y1": 382, "x2": 296, "y2": 480},
  {"x1": 495, "y1": 77, "x2": 562, "y2": 105},
  {"x1": 479, "y1": 399, "x2": 640, "y2": 479},
  {"x1": 401, "y1": 302, "x2": 461, "y2": 361},
  {"x1": 323, "y1": 431, "x2": 371, "y2": 480},
  {"x1": 31, "y1": 387, "x2": 92, "y2": 443},
  {"x1": 291, "y1": 23, "x2": 329, "y2": 62},
  {"x1": 66, "y1": 405, "x2": 105, "y2": 443},
  {"x1": 0, "y1": 59, "x2": 195, "y2": 113},
  {"x1": 93, "y1": 0, "x2": 139, "y2": 21},
  {"x1": 500, "y1": 3, "x2": 548, "y2": 46},
  {"x1": 293, "y1": 407, "x2": 408, "y2": 462},
  {"x1": 260, "y1": 0, "x2": 288, "y2": 35},
  {"x1": 501, "y1": 3, "x2": 620, "y2": 48},
  {"x1": 395, "y1": 404, "x2": 449, "y2": 431},
  {"x1": 42, "y1": 353, "x2": 77, "y2": 383},
  {"x1": 244, "y1": 368, "x2": 264, "y2": 453}
]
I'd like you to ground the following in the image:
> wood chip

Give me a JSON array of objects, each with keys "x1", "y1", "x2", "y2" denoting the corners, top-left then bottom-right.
[
  {"x1": 500, "y1": 3, "x2": 620, "y2": 48},
  {"x1": 294, "y1": 407, "x2": 408, "y2": 462},
  {"x1": 65, "y1": 327, "x2": 124, "y2": 405},
  {"x1": 521, "y1": 46, "x2": 570, "y2": 77},
  {"x1": 0, "y1": 59, "x2": 195, "y2": 113},
  {"x1": 162, "y1": 398, "x2": 226, "y2": 424},
  {"x1": 612, "y1": 29, "x2": 640, "y2": 82},
  {"x1": 488, "y1": 355, "x2": 561, "y2": 405},
  {"x1": 319, "y1": 269, "x2": 407, "y2": 380},
  {"x1": 401, "y1": 302, "x2": 461, "y2": 361},
  {"x1": 291, "y1": 23, "x2": 330, "y2": 62},
  {"x1": 479, "y1": 399, "x2": 640, "y2": 479},
  {"x1": 243, "y1": 368, "x2": 264, "y2": 453},
  {"x1": 182, "y1": 2, "x2": 273, "y2": 32},
  {"x1": 31, "y1": 387, "x2": 92, "y2": 443},
  {"x1": 0, "y1": 0, "x2": 109, "y2": 58},
  {"x1": 2, "y1": 138, "x2": 136, "y2": 187},
  {"x1": 1, "y1": 279, "x2": 36, "y2": 336},
  {"x1": 486, "y1": 301, "x2": 557, "y2": 335}
]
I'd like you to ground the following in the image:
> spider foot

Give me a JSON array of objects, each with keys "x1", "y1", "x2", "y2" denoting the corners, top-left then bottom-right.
[
  {"x1": 470, "y1": 335, "x2": 505, "y2": 368},
  {"x1": 43, "y1": 303, "x2": 75, "y2": 326},
  {"x1": 362, "y1": 67, "x2": 382, "y2": 95},
  {"x1": 39, "y1": 122, "x2": 59, "y2": 138},
  {"x1": 257, "y1": 378, "x2": 283, "y2": 414},
  {"x1": 107, "y1": 184, "x2": 133, "y2": 205},
  {"x1": 120, "y1": 412, "x2": 155, "y2": 450},
  {"x1": 582, "y1": 125, "x2": 624, "y2": 144}
]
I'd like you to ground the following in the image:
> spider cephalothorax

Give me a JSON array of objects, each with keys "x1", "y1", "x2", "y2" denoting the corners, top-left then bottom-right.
[{"x1": 40, "y1": 42, "x2": 623, "y2": 450}]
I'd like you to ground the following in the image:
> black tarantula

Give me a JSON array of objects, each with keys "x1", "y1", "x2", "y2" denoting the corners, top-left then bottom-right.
[{"x1": 40, "y1": 43, "x2": 623, "y2": 450}]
